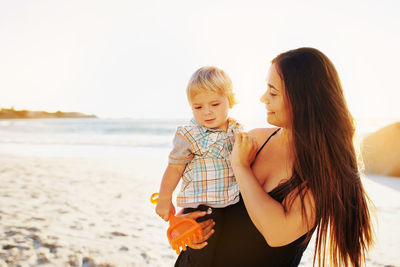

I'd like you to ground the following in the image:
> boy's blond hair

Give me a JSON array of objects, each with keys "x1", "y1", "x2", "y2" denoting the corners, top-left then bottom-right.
[{"x1": 186, "y1": 66, "x2": 237, "y2": 108}]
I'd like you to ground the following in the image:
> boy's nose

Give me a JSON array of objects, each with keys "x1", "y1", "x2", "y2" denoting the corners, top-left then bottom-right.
[{"x1": 204, "y1": 107, "x2": 212, "y2": 114}]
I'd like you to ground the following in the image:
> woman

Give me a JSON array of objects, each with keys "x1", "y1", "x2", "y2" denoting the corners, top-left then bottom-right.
[{"x1": 176, "y1": 47, "x2": 374, "y2": 267}]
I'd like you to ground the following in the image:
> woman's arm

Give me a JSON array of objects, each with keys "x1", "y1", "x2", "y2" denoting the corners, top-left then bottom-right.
[{"x1": 231, "y1": 132, "x2": 315, "y2": 247}]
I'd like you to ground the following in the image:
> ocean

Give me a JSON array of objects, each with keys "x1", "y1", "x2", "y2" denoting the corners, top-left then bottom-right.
[
  {"x1": 0, "y1": 118, "x2": 185, "y2": 158},
  {"x1": 0, "y1": 117, "x2": 398, "y2": 158}
]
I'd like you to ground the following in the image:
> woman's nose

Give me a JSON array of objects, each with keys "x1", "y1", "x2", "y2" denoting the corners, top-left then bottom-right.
[{"x1": 260, "y1": 91, "x2": 268, "y2": 103}]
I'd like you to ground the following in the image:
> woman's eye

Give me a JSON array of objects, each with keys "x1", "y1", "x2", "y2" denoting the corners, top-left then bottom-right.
[{"x1": 269, "y1": 92, "x2": 277, "y2": 97}]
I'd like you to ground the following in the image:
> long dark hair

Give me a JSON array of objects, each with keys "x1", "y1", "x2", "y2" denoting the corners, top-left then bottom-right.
[{"x1": 272, "y1": 47, "x2": 373, "y2": 267}]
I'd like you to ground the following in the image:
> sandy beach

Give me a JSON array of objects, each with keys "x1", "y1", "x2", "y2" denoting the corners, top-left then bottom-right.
[{"x1": 0, "y1": 152, "x2": 399, "y2": 266}]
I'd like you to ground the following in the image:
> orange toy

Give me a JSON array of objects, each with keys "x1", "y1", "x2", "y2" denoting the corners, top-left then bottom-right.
[{"x1": 150, "y1": 193, "x2": 203, "y2": 254}]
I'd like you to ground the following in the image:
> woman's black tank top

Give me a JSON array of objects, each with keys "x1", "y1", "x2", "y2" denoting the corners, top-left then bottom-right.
[{"x1": 212, "y1": 128, "x2": 309, "y2": 267}]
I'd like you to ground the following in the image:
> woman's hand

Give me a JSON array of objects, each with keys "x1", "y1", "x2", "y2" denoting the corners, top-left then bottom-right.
[
  {"x1": 176, "y1": 209, "x2": 215, "y2": 249},
  {"x1": 231, "y1": 132, "x2": 258, "y2": 169}
]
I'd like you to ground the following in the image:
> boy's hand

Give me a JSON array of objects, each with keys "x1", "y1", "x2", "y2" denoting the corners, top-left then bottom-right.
[
  {"x1": 155, "y1": 197, "x2": 176, "y2": 221},
  {"x1": 231, "y1": 132, "x2": 258, "y2": 169}
]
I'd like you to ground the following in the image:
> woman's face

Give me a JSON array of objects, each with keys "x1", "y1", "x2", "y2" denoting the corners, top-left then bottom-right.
[{"x1": 260, "y1": 64, "x2": 290, "y2": 128}]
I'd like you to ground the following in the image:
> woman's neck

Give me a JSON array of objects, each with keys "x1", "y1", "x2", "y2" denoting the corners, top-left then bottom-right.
[{"x1": 278, "y1": 127, "x2": 295, "y2": 161}]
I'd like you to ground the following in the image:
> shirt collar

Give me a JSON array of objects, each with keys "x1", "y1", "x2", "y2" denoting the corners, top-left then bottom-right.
[{"x1": 190, "y1": 118, "x2": 238, "y2": 134}]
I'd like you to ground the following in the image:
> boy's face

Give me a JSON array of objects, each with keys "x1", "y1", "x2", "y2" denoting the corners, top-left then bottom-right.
[{"x1": 190, "y1": 91, "x2": 230, "y2": 131}]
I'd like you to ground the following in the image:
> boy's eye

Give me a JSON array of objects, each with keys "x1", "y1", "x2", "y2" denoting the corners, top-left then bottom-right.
[
  {"x1": 212, "y1": 103, "x2": 220, "y2": 107},
  {"x1": 194, "y1": 106, "x2": 202, "y2": 109}
]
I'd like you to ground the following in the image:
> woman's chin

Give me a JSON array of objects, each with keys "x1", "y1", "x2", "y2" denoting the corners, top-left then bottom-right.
[{"x1": 266, "y1": 117, "x2": 282, "y2": 127}]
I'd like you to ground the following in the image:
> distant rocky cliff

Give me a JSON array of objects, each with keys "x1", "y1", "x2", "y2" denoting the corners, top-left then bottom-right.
[
  {"x1": 361, "y1": 122, "x2": 400, "y2": 177},
  {"x1": 0, "y1": 108, "x2": 97, "y2": 119}
]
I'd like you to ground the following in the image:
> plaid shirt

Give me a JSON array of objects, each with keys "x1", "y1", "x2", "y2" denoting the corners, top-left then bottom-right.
[{"x1": 169, "y1": 118, "x2": 243, "y2": 208}]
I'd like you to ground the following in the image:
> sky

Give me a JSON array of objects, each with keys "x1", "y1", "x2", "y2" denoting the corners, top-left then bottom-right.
[{"x1": 1, "y1": 0, "x2": 399, "y2": 125}]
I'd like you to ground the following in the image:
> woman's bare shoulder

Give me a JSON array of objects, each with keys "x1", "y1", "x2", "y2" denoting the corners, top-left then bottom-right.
[
  {"x1": 249, "y1": 127, "x2": 279, "y2": 141},
  {"x1": 248, "y1": 127, "x2": 280, "y2": 149}
]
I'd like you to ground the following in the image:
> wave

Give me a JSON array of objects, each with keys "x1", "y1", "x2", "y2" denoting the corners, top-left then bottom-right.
[
  {"x1": 0, "y1": 118, "x2": 184, "y2": 149},
  {"x1": 0, "y1": 118, "x2": 182, "y2": 134}
]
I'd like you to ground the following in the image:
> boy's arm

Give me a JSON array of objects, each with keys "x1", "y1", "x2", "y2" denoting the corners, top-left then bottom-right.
[{"x1": 156, "y1": 163, "x2": 186, "y2": 221}]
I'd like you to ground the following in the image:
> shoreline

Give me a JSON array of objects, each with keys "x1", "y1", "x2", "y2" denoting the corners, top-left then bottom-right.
[{"x1": 0, "y1": 108, "x2": 97, "y2": 119}]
